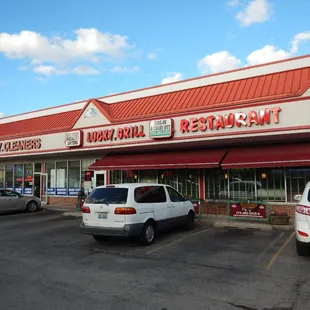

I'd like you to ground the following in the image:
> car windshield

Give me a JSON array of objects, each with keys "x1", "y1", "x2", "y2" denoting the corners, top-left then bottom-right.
[{"x1": 86, "y1": 188, "x2": 128, "y2": 204}]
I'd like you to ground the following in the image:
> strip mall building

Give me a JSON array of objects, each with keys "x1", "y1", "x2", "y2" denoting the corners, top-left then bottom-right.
[{"x1": 1, "y1": 55, "x2": 310, "y2": 216}]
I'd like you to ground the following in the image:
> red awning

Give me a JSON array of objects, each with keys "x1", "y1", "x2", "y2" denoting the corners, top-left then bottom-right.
[
  {"x1": 222, "y1": 143, "x2": 310, "y2": 169},
  {"x1": 89, "y1": 149, "x2": 227, "y2": 170}
]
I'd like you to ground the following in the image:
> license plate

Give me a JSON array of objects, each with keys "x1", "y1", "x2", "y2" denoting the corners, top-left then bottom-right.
[{"x1": 97, "y1": 212, "x2": 107, "y2": 219}]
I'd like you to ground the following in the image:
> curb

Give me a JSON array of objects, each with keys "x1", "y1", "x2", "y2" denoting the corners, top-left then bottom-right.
[
  {"x1": 63, "y1": 211, "x2": 82, "y2": 217},
  {"x1": 213, "y1": 220, "x2": 273, "y2": 231}
]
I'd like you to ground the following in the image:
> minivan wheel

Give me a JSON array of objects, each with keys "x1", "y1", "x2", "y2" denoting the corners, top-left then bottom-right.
[
  {"x1": 140, "y1": 221, "x2": 155, "y2": 245},
  {"x1": 184, "y1": 211, "x2": 195, "y2": 230},
  {"x1": 296, "y1": 240, "x2": 308, "y2": 256},
  {"x1": 93, "y1": 235, "x2": 108, "y2": 242},
  {"x1": 27, "y1": 201, "x2": 38, "y2": 213}
]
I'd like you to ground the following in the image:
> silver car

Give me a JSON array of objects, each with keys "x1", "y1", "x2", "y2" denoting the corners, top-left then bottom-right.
[{"x1": 0, "y1": 189, "x2": 42, "y2": 214}]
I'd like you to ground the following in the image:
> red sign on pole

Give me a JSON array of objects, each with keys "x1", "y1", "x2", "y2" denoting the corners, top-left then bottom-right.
[{"x1": 229, "y1": 202, "x2": 267, "y2": 219}]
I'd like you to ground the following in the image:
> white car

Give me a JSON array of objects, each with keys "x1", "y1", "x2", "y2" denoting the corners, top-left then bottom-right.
[
  {"x1": 294, "y1": 182, "x2": 310, "y2": 256},
  {"x1": 80, "y1": 183, "x2": 196, "y2": 245}
]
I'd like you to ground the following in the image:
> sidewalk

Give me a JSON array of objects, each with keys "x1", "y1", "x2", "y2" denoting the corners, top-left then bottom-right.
[
  {"x1": 43, "y1": 205, "x2": 294, "y2": 231},
  {"x1": 199, "y1": 214, "x2": 294, "y2": 231},
  {"x1": 43, "y1": 204, "x2": 81, "y2": 215}
]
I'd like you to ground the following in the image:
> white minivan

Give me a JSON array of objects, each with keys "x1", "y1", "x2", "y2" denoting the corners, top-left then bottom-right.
[
  {"x1": 294, "y1": 181, "x2": 310, "y2": 256},
  {"x1": 80, "y1": 183, "x2": 196, "y2": 245}
]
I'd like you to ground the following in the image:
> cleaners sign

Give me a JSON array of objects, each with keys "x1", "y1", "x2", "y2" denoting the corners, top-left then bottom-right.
[{"x1": 0, "y1": 138, "x2": 41, "y2": 153}]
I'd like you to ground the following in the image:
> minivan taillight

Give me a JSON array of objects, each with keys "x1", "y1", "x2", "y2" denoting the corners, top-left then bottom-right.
[
  {"x1": 82, "y1": 206, "x2": 91, "y2": 213},
  {"x1": 114, "y1": 207, "x2": 136, "y2": 215},
  {"x1": 296, "y1": 204, "x2": 310, "y2": 216}
]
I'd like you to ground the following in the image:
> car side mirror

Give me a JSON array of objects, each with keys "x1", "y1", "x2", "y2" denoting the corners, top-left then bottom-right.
[
  {"x1": 183, "y1": 196, "x2": 189, "y2": 201},
  {"x1": 294, "y1": 194, "x2": 302, "y2": 201}
]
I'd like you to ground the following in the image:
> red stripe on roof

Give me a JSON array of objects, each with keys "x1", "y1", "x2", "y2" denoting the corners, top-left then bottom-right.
[
  {"x1": 1, "y1": 66, "x2": 310, "y2": 140},
  {"x1": 0, "y1": 110, "x2": 81, "y2": 140},
  {"x1": 106, "y1": 67, "x2": 310, "y2": 121}
]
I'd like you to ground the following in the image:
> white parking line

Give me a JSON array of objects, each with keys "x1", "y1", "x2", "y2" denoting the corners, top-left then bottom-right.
[{"x1": 146, "y1": 228, "x2": 213, "y2": 255}]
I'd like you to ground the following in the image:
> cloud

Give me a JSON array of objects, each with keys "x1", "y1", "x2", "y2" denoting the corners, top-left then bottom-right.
[
  {"x1": 291, "y1": 31, "x2": 310, "y2": 54},
  {"x1": 0, "y1": 28, "x2": 133, "y2": 65},
  {"x1": 161, "y1": 72, "x2": 184, "y2": 84},
  {"x1": 73, "y1": 65, "x2": 100, "y2": 75},
  {"x1": 197, "y1": 51, "x2": 241, "y2": 74},
  {"x1": 33, "y1": 65, "x2": 67, "y2": 76},
  {"x1": 110, "y1": 66, "x2": 139, "y2": 73},
  {"x1": 147, "y1": 52, "x2": 157, "y2": 60},
  {"x1": 246, "y1": 45, "x2": 290, "y2": 65},
  {"x1": 236, "y1": 0, "x2": 271, "y2": 26},
  {"x1": 0, "y1": 112, "x2": 4, "y2": 118},
  {"x1": 0, "y1": 28, "x2": 136, "y2": 77},
  {"x1": 197, "y1": 30, "x2": 310, "y2": 74},
  {"x1": 227, "y1": 0, "x2": 240, "y2": 7},
  {"x1": 18, "y1": 66, "x2": 28, "y2": 71}
]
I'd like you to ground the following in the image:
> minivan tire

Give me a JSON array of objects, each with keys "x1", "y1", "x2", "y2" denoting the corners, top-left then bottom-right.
[
  {"x1": 140, "y1": 221, "x2": 155, "y2": 246},
  {"x1": 184, "y1": 211, "x2": 195, "y2": 230},
  {"x1": 296, "y1": 240, "x2": 308, "y2": 256}
]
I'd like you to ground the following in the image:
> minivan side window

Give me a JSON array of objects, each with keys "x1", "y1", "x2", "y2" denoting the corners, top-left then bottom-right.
[
  {"x1": 134, "y1": 186, "x2": 167, "y2": 203},
  {"x1": 167, "y1": 187, "x2": 184, "y2": 202}
]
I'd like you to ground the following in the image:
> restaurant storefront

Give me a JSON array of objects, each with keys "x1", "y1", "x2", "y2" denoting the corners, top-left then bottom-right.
[{"x1": 1, "y1": 54, "x2": 310, "y2": 215}]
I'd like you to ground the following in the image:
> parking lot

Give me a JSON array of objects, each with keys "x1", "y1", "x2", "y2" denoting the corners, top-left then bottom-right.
[{"x1": 0, "y1": 210, "x2": 309, "y2": 310}]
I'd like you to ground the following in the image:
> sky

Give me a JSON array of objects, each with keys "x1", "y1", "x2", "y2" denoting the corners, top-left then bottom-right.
[{"x1": 0, "y1": 0, "x2": 309, "y2": 118}]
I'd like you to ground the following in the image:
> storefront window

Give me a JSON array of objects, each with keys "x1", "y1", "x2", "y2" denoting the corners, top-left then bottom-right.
[
  {"x1": 81, "y1": 159, "x2": 96, "y2": 194},
  {"x1": 205, "y1": 168, "x2": 228, "y2": 201},
  {"x1": 256, "y1": 168, "x2": 285, "y2": 201},
  {"x1": 177, "y1": 169, "x2": 199, "y2": 199},
  {"x1": 228, "y1": 169, "x2": 255, "y2": 200},
  {"x1": 68, "y1": 160, "x2": 81, "y2": 196},
  {"x1": 286, "y1": 167, "x2": 310, "y2": 202},
  {"x1": 34, "y1": 163, "x2": 42, "y2": 173},
  {"x1": 0, "y1": 165, "x2": 4, "y2": 188},
  {"x1": 24, "y1": 163, "x2": 33, "y2": 195},
  {"x1": 14, "y1": 164, "x2": 24, "y2": 194},
  {"x1": 45, "y1": 162, "x2": 56, "y2": 195},
  {"x1": 5, "y1": 164, "x2": 13, "y2": 189},
  {"x1": 158, "y1": 169, "x2": 178, "y2": 188},
  {"x1": 56, "y1": 161, "x2": 67, "y2": 196},
  {"x1": 138, "y1": 170, "x2": 158, "y2": 183},
  {"x1": 110, "y1": 170, "x2": 122, "y2": 184},
  {"x1": 122, "y1": 170, "x2": 138, "y2": 183}
]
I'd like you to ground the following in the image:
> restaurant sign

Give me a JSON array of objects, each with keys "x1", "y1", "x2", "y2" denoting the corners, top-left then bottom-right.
[
  {"x1": 180, "y1": 107, "x2": 281, "y2": 133},
  {"x1": 229, "y1": 201, "x2": 268, "y2": 220},
  {"x1": 149, "y1": 119, "x2": 174, "y2": 139}
]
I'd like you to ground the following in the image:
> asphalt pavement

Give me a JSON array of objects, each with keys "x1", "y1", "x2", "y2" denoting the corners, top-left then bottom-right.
[{"x1": 0, "y1": 209, "x2": 309, "y2": 310}]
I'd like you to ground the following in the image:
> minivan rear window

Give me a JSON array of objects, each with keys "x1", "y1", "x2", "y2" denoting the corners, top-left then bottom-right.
[{"x1": 86, "y1": 188, "x2": 128, "y2": 204}]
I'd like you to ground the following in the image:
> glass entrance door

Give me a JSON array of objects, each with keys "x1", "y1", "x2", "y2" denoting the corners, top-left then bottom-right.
[
  {"x1": 33, "y1": 173, "x2": 48, "y2": 204},
  {"x1": 94, "y1": 171, "x2": 105, "y2": 187},
  {"x1": 33, "y1": 174, "x2": 41, "y2": 198}
]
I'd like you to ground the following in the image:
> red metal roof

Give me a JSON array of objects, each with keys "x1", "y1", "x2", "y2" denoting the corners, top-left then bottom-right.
[
  {"x1": 1, "y1": 65, "x2": 310, "y2": 140},
  {"x1": 108, "y1": 67, "x2": 310, "y2": 121},
  {"x1": 0, "y1": 110, "x2": 81, "y2": 140},
  {"x1": 89, "y1": 148, "x2": 228, "y2": 170}
]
